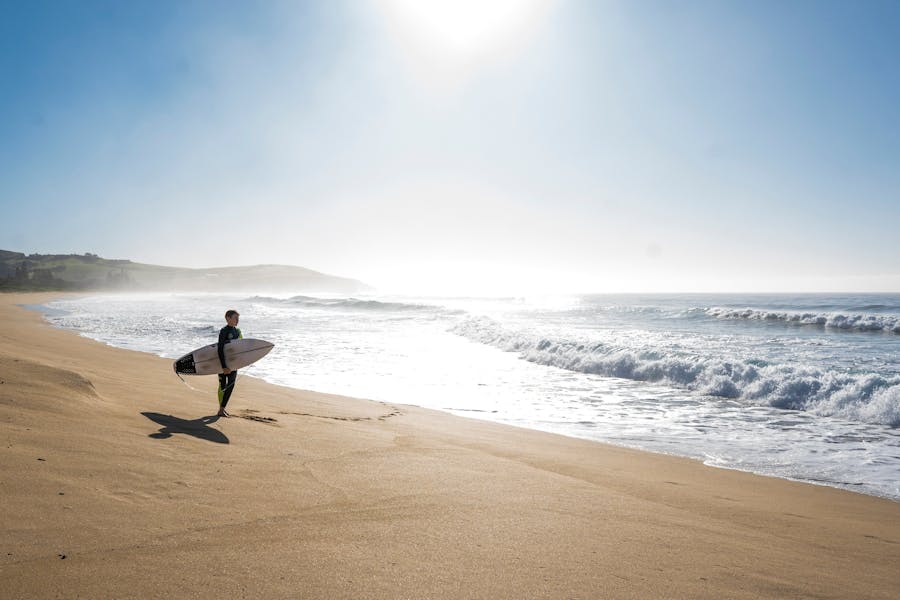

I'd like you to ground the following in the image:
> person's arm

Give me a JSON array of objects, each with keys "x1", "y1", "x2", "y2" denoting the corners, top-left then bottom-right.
[{"x1": 218, "y1": 327, "x2": 229, "y2": 370}]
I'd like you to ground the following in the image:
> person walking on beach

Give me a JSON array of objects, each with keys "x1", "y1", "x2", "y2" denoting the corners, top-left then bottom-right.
[{"x1": 217, "y1": 309, "x2": 242, "y2": 417}]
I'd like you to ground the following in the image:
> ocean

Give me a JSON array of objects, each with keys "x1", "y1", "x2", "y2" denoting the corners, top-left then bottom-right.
[{"x1": 38, "y1": 292, "x2": 900, "y2": 500}]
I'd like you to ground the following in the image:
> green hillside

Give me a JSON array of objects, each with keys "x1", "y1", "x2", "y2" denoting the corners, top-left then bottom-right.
[{"x1": 0, "y1": 250, "x2": 370, "y2": 294}]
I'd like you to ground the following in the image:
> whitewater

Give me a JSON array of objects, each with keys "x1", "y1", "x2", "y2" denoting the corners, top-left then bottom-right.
[{"x1": 39, "y1": 292, "x2": 900, "y2": 500}]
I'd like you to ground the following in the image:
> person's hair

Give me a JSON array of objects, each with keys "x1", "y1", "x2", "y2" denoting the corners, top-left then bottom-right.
[{"x1": 225, "y1": 309, "x2": 240, "y2": 319}]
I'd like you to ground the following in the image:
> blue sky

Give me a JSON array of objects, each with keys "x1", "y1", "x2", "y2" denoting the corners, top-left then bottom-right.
[{"x1": 1, "y1": 0, "x2": 898, "y2": 293}]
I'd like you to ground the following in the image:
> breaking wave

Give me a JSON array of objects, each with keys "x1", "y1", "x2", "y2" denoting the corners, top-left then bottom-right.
[
  {"x1": 451, "y1": 317, "x2": 900, "y2": 427},
  {"x1": 244, "y1": 295, "x2": 446, "y2": 313},
  {"x1": 706, "y1": 307, "x2": 900, "y2": 334}
]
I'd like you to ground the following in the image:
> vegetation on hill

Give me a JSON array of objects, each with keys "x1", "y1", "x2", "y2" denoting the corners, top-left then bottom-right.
[{"x1": 0, "y1": 250, "x2": 369, "y2": 293}]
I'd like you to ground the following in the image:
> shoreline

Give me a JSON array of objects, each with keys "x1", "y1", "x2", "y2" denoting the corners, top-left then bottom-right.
[
  {"x1": 2, "y1": 292, "x2": 899, "y2": 598},
  {"x1": 30, "y1": 291, "x2": 900, "y2": 502}
]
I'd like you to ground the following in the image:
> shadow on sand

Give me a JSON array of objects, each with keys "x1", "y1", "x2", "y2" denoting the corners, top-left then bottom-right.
[{"x1": 142, "y1": 412, "x2": 229, "y2": 444}]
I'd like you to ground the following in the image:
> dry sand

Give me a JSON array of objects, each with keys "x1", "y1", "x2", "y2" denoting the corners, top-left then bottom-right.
[{"x1": 1, "y1": 292, "x2": 898, "y2": 599}]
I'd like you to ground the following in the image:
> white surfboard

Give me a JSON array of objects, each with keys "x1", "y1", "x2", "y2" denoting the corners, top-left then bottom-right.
[{"x1": 173, "y1": 338, "x2": 274, "y2": 376}]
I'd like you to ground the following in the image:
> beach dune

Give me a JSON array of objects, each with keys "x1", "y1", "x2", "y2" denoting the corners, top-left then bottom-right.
[{"x1": 1, "y1": 293, "x2": 898, "y2": 599}]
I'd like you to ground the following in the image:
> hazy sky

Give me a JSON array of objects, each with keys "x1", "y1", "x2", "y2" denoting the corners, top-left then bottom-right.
[{"x1": 2, "y1": 0, "x2": 898, "y2": 294}]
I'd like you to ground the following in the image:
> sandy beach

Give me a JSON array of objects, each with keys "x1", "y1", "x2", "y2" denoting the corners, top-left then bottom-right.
[{"x1": 1, "y1": 293, "x2": 898, "y2": 599}]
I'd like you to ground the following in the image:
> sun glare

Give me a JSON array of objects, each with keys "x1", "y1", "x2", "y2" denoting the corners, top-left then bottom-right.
[{"x1": 382, "y1": 0, "x2": 552, "y2": 60}]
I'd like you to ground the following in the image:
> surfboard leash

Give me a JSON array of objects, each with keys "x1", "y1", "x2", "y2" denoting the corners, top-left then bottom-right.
[{"x1": 174, "y1": 371, "x2": 245, "y2": 395}]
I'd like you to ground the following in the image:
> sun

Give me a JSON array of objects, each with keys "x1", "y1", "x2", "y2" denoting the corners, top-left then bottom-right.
[{"x1": 381, "y1": 0, "x2": 552, "y2": 60}]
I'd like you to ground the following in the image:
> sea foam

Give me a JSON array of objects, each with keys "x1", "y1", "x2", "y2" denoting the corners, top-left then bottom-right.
[
  {"x1": 451, "y1": 316, "x2": 900, "y2": 427},
  {"x1": 706, "y1": 307, "x2": 900, "y2": 334}
]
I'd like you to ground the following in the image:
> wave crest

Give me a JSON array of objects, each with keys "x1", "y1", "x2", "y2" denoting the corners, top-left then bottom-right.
[
  {"x1": 244, "y1": 295, "x2": 440, "y2": 313},
  {"x1": 451, "y1": 317, "x2": 900, "y2": 427},
  {"x1": 706, "y1": 307, "x2": 900, "y2": 334}
]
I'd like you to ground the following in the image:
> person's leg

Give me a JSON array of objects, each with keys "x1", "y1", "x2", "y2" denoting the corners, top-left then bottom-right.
[
  {"x1": 218, "y1": 371, "x2": 237, "y2": 416},
  {"x1": 217, "y1": 373, "x2": 230, "y2": 416}
]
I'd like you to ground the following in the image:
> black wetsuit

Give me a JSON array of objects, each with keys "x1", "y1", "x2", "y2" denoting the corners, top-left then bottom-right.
[{"x1": 217, "y1": 325, "x2": 242, "y2": 409}]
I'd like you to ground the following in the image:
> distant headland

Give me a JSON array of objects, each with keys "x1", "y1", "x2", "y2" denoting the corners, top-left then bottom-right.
[{"x1": 0, "y1": 249, "x2": 371, "y2": 294}]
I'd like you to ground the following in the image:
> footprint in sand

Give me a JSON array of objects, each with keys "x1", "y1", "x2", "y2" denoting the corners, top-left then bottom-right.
[{"x1": 237, "y1": 411, "x2": 279, "y2": 425}]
